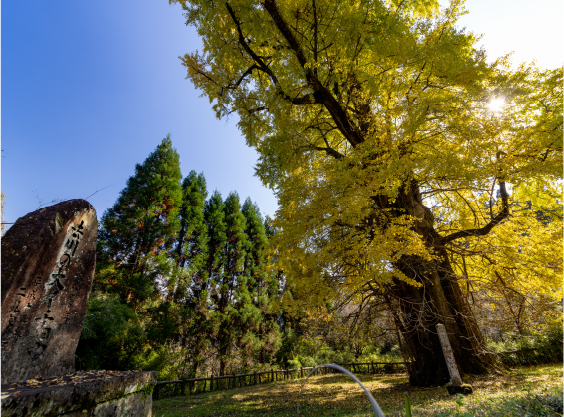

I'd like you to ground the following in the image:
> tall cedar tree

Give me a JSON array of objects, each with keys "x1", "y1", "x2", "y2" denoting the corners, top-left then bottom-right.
[
  {"x1": 242, "y1": 198, "x2": 280, "y2": 364},
  {"x1": 96, "y1": 135, "x2": 183, "y2": 307},
  {"x1": 203, "y1": 191, "x2": 228, "y2": 373},
  {"x1": 215, "y1": 192, "x2": 248, "y2": 375},
  {"x1": 87, "y1": 139, "x2": 283, "y2": 375},
  {"x1": 172, "y1": 171, "x2": 209, "y2": 304},
  {"x1": 173, "y1": 0, "x2": 562, "y2": 386},
  {"x1": 171, "y1": 171, "x2": 210, "y2": 380}
]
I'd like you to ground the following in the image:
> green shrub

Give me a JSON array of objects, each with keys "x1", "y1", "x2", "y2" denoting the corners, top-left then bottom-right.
[
  {"x1": 488, "y1": 322, "x2": 563, "y2": 366},
  {"x1": 76, "y1": 294, "x2": 146, "y2": 371},
  {"x1": 288, "y1": 358, "x2": 302, "y2": 369}
]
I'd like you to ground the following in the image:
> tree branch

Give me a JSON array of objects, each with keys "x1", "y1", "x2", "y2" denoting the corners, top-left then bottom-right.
[
  {"x1": 224, "y1": 64, "x2": 259, "y2": 91},
  {"x1": 226, "y1": 2, "x2": 322, "y2": 106},
  {"x1": 311, "y1": 146, "x2": 344, "y2": 159},
  {"x1": 439, "y1": 181, "x2": 509, "y2": 244},
  {"x1": 262, "y1": 0, "x2": 365, "y2": 147}
]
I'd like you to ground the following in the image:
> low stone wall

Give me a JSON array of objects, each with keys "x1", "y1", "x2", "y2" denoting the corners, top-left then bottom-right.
[{"x1": 1, "y1": 370, "x2": 156, "y2": 417}]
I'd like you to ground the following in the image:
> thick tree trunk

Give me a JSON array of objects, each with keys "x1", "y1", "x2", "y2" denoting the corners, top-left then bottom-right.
[
  {"x1": 385, "y1": 183, "x2": 497, "y2": 386},
  {"x1": 389, "y1": 254, "x2": 495, "y2": 386}
]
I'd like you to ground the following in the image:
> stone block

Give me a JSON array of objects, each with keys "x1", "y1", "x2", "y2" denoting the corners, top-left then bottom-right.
[
  {"x1": 0, "y1": 370, "x2": 156, "y2": 416},
  {"x1": 1, "y1": 200, "x2": 97, "y2": 383}
]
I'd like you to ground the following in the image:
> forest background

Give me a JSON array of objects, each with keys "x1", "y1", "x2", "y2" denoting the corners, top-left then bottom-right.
[
  {"x1": 2, "y1": 0, "x2": 563, "y2": 389},
  {"x1": 75, "y1": 128, "x2": 562, "y2": 384}
]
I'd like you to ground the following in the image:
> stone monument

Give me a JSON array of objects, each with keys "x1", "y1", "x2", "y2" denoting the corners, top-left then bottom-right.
[
  {"x1": 1, "y1": 200, "x2": 156, "y2": 416},
  {"x1": 1, "y1": 199, "x2": 97, "y2": 383}
]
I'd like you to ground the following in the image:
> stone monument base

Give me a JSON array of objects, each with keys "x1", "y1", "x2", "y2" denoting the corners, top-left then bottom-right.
[{"x1": 1, "y1": 370, "x2": 156, "y2": 417}]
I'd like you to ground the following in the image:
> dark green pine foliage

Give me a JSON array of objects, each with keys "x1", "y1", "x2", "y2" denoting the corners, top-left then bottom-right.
[
  {"x1": 87, "y1": 138, "x2": 282, "y2": 375},
  {"x1": 203, "y1": 191, "x2": 228, "y2": 374},
  {"x1": 76, "y1": 298, "x2": 145, "y2": 371},
  {"x1": 204, "y1": 190, "x2": 228, "y2": 300},
  {"x1": 171, "y1": 171, "x2": 209, "y2": 304},
  {"x1": 96, "y1": 135, "x2": 183, "y2": 308},
  {"x1": 172, "y1": 171, "x2": 210, "y2": 380},
  {"x1": 241, "y1": 200, "x2": 281, "y2": 365},
  {"x1": 216, "y1": 192, "x2": 248, "y2": 375},
  {"x1": 263, "y1": 215, "x2": 283, "y2": 303}
]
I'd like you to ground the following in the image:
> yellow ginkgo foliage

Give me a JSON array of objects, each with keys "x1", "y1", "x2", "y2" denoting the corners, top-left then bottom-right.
[{"x1": 173, "y1": 0, "x2": 562, "y2": 386}]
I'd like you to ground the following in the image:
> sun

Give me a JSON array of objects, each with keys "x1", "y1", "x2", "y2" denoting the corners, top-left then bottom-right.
[{"x1": 487, "y1": 98, "x2": 505, "y2": 113}]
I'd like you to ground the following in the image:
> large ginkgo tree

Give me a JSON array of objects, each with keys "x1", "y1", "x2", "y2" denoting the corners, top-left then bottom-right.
[{"x1": 172, "y1": 0, "x2": 562, "y2": 386}]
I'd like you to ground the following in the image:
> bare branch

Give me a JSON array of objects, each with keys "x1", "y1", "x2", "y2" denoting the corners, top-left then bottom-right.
[{"x1": 439, "y1": 181, "x2": 509, "y2": 244}]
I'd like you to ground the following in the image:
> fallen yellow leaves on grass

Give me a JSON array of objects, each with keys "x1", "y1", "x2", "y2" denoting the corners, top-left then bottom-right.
[{"x1": 153, "y1": 364, "x2": 563, "y2": 417}]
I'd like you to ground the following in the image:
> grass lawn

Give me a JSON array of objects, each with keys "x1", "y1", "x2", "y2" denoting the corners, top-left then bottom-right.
[{"x1": 152, "y1": 363, "x2": 563, "y2": 416}]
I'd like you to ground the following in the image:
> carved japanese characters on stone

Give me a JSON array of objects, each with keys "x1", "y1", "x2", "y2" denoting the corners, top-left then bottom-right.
[{"x1": 1, "y1": 199, "x2": 97, "y2": 384}]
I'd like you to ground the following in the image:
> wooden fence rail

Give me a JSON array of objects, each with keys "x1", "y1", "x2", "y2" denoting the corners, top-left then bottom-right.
[
  {"x1": 153, "y1": 362, "x2": 408, "y2": 400},
  {"x1": 153, "y1": 346, "x2": 561, "y2": 400}
]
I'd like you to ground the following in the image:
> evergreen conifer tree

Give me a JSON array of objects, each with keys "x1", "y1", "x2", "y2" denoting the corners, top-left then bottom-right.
[
  {"x1": 86, "y1": 137, "x2": 283, "y2": 377},
  {"x1": 216, "y1": 192, "x2": 247, "y2": 375},
  {"x1": 171, "y1": 171, "x2": 209, "y2": 304},
  {"x1": 172, "y1": 171, "x2": 210, "y2": 381},
  {"x1": 96, "y1": 135, "x2": 183, "y2": 307},
  {"x1": 241, "y1": 199, "x2": 279, "y2": 364},
  {"x1": 203, "y1": 191, "x2": 228, "y2": 373},
  {"x1": 204, "y1": 190, "x2": 228, "y2": 296}
]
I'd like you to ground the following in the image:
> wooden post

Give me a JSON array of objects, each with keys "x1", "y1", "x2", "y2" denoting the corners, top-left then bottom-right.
[
  {"x1": 254, "y1": 372, "x2": 257, "y2": 385},
  {"x1": 181, "y1": 380, "x2": 186, "y2": 396},
  {"x1": 211, "y1": 375, "x2": 214, "y2": 391},
  {"x1": 154, "y1": 384, "x2": 160, "y2": 401},
  {"x1": 271, "y1": 369, "x2": 274, "y2": 382},
  {"x1": 436, "y1": 323, "x2": 463, "y2": 386}
]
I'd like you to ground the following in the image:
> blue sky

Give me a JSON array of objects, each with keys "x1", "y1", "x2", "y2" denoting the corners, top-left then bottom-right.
[{"x1": 2, "y1": 0, "x2": 562, "y2": 227}]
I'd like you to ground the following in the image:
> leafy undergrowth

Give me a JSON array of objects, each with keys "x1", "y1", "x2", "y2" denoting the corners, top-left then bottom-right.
[{"x1": 153, "y1": 364, "x2": 563, "y2": 416}]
